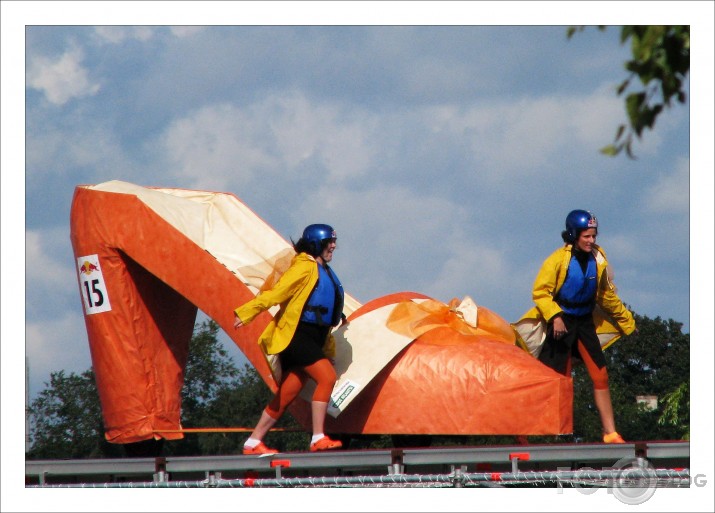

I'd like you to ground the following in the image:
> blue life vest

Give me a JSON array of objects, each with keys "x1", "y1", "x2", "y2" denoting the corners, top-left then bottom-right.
[
  {"x1": 556, "y1": 253, "x2": 597, "y2": 316},
  {"x1": 301, "y1": 264, "x2": 344, "y2": 326}
]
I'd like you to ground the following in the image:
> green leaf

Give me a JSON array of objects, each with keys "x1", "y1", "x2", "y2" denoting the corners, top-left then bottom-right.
[
  {"x1": 615, "y1": 124, "x2": 626, "y2": 140},
  {"x1": 616, "y1": 78, "x2": 631, "y2": 96},
  {"x1": 626, "y1": 92, "x2": 646, "y2": 126},
  {"x1": 600, "y1": 144, "x2": 619, "y2": 156}
]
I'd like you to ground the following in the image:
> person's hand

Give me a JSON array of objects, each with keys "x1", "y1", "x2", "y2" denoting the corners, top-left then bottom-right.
[
  {"x1": 233, "y1": 314, "x2": 244, "y2": 330},
  {"x1": 552, "y1": 316, "x2": 567, "y2": 339}
]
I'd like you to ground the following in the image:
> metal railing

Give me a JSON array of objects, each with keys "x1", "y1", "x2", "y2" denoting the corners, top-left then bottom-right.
[{"x1": 26, "y1": 440, "x2": 690, "y2": 487}]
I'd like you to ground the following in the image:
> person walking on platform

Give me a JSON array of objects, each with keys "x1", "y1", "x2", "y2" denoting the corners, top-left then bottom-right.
[
  {"x1": 514, "y1": 210, "x2": 636, "y2": 444},
  {"x1": 233, "y1": 224, "x2": 346, "y2": 454}
]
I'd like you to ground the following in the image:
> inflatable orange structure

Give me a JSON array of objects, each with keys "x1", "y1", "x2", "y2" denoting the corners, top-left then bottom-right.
[{"x1": 70, "y1": 181, "x2": 572, "y2": 445}]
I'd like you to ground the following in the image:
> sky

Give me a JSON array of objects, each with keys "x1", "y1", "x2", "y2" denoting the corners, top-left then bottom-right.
[{"x1": 3, "y1": 2, "x2": 715, "y2": 511}]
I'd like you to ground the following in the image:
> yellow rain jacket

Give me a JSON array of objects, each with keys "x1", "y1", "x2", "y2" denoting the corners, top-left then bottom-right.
[
  {"x1": 512, "y1": 244, "x2": 636, "y2": 358},
  {"x1": 234, "y1": 252, "x2": 336, "y2": 358}
]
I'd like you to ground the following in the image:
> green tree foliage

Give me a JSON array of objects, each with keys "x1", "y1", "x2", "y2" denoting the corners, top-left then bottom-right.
[
  {"x1": 572, "y1": 313, "x2": 689, "y2": 442},
  {"x1": 658, "y1": 382, "x2": 689, "y2": 440},
  {"x1": 568, "y1": 25, "x2": 690, "y2": 158},
  {"x1": 26, "y1": 369, "x2": 122, "y2": 459}
]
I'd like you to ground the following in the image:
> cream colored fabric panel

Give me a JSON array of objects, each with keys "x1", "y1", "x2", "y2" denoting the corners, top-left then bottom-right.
[
  {"x1": 88, "y1": 181, "x2": 360, "y2": 315},
  {"x1": 512, "y1": 317, "x2": 547, "y2": 358},
  {"x1": 89, "y1": 181, "x2": 287, "y2": 292}
]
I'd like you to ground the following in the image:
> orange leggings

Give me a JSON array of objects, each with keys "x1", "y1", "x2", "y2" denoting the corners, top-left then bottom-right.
[
  {"x1": 565, "y1": 340, "x2": 609, "y2": 390},
  {"x1": 265, "y1": 358, "x2": 337, "y2": 419}
]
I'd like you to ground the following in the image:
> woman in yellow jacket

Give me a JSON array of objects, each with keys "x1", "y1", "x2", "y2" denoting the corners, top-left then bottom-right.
[
  {"x1": 514, "y1": 210, "x2": 636, "y2": 444},
  {"x1": 233, "y1": 224, "x2": 346, "y2": 454}
]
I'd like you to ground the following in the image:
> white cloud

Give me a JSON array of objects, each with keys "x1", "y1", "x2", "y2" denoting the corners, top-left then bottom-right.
[
  {"x1": 26, "y1": 115, "x2": 132, "y2": 182},
  {"x1": 160, "y1": 82, "x2": 633, "y2": 201},
  {"x1": 25, "y1": 227, "x2": 81, "y2": 331},
  {"x1": 161, "y1": 93, "x2": 377, "y2": 190},
  {"x1": 26, "y1": 46, "x2": 100, "y2": 105},
  {"x1": 161, "y1": 103, "x2": 279, "y2": 190},
  {"x1": 427, "y1": 238, "x2": 509, "y2": 304},
  {"x1": 94, "y1": 26, "x2": 154, "y2": 44},
  {"x1": 423, "y1": 85, "x2": 624, "y2": 177},
  {"x1": 290, "y1": 183, "x2": 473, "y2": 301},
  {"x1": 25, "y1": 230, "x2": 69, "y2": 291},
  {"x1": 600, "y1": 232, "x2": 640, "y2": 266},
  {"x1": 562, "y1": 83, "x2": 627, "y2": 144},
  {"x1": 268, "y1": 93, "x2": 377, "y2": 182},
  {"x1": 26, "y1": 310, "x2": 92, "y2": 394},
  {"x1": 169, "y1": 26, "x2": 205, "y2": 38},
  {"x1": 644, "y1": 157, "x2": 689, "y2": 215}
]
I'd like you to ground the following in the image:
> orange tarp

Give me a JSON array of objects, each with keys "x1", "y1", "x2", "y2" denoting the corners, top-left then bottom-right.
[{"x1": 70, "y1": 181, "x2": 572, "y2": 443}]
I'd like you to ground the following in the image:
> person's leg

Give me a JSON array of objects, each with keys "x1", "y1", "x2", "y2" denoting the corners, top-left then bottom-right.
[
  {"x1": 311, "y1": 400, "x2": 330, "y2": 437},
  {"x1": 593, "y1": 387, "x2": 617, "y2": 435},
  {"x1": 244, "y1": 370, "x2": 306, "y2": 452},
  {"x1": 247, "y1": 410, "x2": 279, "y2": 443},
  {"x1": 576, "y1": 340, "x2": 623, "y2": 442},
  {"x1": 302, "y1": 358, "x2": 336, "y2": 435},
  {"x1": 264, "y1": 369, "x2": 308, "y2": 425},
  {"x1": 302, "y1": 358, "x2": 342, "y2": 450}
]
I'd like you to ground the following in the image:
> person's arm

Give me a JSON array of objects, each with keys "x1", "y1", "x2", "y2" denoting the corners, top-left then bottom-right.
[
  {"x1": 532, "y1": 249, "x2": 564, "y2": 323},
  {"x1": 596, "y1": 251, "x2": 636, "y2": 335},
  {"x1": 234, "y1": 258, "x2": 311, "y2": 325}
]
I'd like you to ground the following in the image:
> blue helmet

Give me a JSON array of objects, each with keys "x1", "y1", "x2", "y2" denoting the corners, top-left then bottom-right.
[
  {"x1": 563, "y1": 210, "x2": 598, "y2": 243},
  {"x1": 302, "y1": 224, "x2": 337, "y2": 256}
]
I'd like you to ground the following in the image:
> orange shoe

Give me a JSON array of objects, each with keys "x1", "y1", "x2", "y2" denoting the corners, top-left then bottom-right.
[
  {"x1": 243, "y1": 442, "x2": 278, "y2": 455},
  {"x1": 603, "y1": 432, "x2": 626, "y2": 444},
  {"x1": 310, "y1": 436, "x2": 343, "y2": 452}
]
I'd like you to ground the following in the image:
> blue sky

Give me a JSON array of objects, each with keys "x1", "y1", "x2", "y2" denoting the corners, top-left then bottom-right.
[{"x1": 4, "y1": 2, "x2": 714, "y2": 510}]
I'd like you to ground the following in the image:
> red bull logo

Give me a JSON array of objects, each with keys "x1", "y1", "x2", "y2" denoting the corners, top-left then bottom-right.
[
  {"x1": 77, "y1": 254, "x2": 111, "y2": 314},
  {"x1": 79, "y1": 260, "x2": 100, "y2": 275}
]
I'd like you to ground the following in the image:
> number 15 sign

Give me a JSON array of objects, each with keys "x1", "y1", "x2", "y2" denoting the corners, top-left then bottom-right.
[{"x1": 77, "y1": 254, "x2": 112, "y2": 315}]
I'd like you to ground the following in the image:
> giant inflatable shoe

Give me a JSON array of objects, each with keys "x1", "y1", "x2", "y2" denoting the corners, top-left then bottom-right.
[{"x1": 70, "y1": 181, "x2": 572, "y2": 445}]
